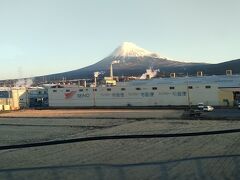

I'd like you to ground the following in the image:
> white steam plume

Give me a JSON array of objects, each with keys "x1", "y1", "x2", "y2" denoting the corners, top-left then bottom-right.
[{"x1": 16, "y1": 78, "x2": 34, "y2": 87}]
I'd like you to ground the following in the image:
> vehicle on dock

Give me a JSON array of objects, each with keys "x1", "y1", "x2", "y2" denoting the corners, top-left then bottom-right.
[
  {"x1": 197, "y1": 103, "x2": 204, "y2": 110},
  {"x1": 203, "y1": 105, "x2": 214, "y2": 112}
]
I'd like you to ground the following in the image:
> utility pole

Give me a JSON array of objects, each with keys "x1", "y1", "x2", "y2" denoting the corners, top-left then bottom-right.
[{"x1": 186, "y1": 78, "x2": 191, "y2": 109}]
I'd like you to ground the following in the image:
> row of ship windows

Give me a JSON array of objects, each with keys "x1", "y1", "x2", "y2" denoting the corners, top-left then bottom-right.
[
  {"x1": 80, "y1": 86, "x2": 211, "y2": 91},
  {"x1": 53, "y1": 85, "x2": 211, "y2": 93}
]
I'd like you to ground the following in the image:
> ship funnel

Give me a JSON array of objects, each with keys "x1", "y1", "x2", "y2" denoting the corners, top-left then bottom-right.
[{"x1": 110, "y1": 60, "x2": 120, "y2": 78}]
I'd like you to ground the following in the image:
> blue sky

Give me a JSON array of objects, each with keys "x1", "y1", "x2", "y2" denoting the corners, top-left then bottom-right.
[{"x1": 0, "y1": 0, "x2": 239, "y2": 79}]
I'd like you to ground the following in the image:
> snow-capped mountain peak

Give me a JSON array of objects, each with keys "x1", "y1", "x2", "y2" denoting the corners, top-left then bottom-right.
[{"x1": 109, "y1": 42, "x2": 166, "y2": 59}]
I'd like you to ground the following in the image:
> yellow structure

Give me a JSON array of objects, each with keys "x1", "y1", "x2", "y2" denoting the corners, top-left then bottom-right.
[
  {"x1": 218, "y1": 88, "x2": 240, "y2": 106},
  {"x1": 104, "y1": 77, "x2": 117, "y2": 86},
  {"x1": 0, "y1": 88, "x2": 27, "y2": 110}
]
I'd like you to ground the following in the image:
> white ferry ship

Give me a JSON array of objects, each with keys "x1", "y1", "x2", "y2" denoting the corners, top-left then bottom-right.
[{"x1": 48, "y1": 68, "x2": 240, "y2": 108}]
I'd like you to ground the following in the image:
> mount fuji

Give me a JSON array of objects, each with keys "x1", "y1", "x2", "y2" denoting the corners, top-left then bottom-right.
[
  {"x1": 109, "y1": 42, "x2": 166, "y2": 59},
  {"x1": 94, "y1": 42, "x2": 194, "y2": 68},
  {"x1": 36, "y1": 42, "x2": 240, "y2": 81}
]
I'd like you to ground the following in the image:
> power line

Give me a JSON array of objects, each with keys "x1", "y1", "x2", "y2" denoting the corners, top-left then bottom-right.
[{"x1": 1, "y1": 128, "x2": 240, "y2": 151}]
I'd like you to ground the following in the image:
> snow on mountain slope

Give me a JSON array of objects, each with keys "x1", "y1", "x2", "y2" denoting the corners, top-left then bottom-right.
[
  {"x1": 109, "y1": 42, "x2": 167, "y2": 59},
  {"x1": 34, "y1": 42, "x2": 219, "y2": 80}
]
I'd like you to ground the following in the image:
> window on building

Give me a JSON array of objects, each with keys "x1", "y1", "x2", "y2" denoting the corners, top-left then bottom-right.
[
  {"x1": 169, "y1": 86, "x2": 175, "y2": 90},
  {"x1": 93, "y1": 88, "x2": 97, "y2": 91},
  {"x1": 188, "y1": 86, "x2": 193, "y2": 89},
  {"x1": 121, "y1": 88, "x2": 126, "y2": 91},
  {"x1": 205, "y1": 85, "x2": 211, "y2": 89},
  {"x1": 107, "y1": 88, "x2": 111, "y2": 91},
  {"x1": 53, "y1": 90, "x2": 57, "y2": 92},
  {"x1": 152, "y1": 87, "x2": 157, "y2": 90},
  {"x1": 79, "y1": 89, "x2": 83, "y2": 92},
  {"x1": 112, "y1": 93, "x2": 124, "y2": 97},
  {"x1": 136, "y1": 88, "x2": 141, "y2": 90},
  {"x1": 66, "y1": 89, "x2": 70, "y2": 92}
]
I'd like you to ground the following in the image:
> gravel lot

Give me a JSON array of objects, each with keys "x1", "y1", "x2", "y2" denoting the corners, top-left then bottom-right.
[
  {"x1": 0, "y1": 109, "x2": 184, "y2": 119},
  {"x1": 0, "y1": 109, "x2": 240, "y2": 180}
]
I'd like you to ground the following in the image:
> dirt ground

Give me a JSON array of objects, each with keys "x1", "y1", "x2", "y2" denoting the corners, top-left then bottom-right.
[
  {"x1": 0, "y1": 113, "x2": 240, "y2": 179},
  {"x1": 0, "y1": 109, "x2": 184, "y2": 119}
]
